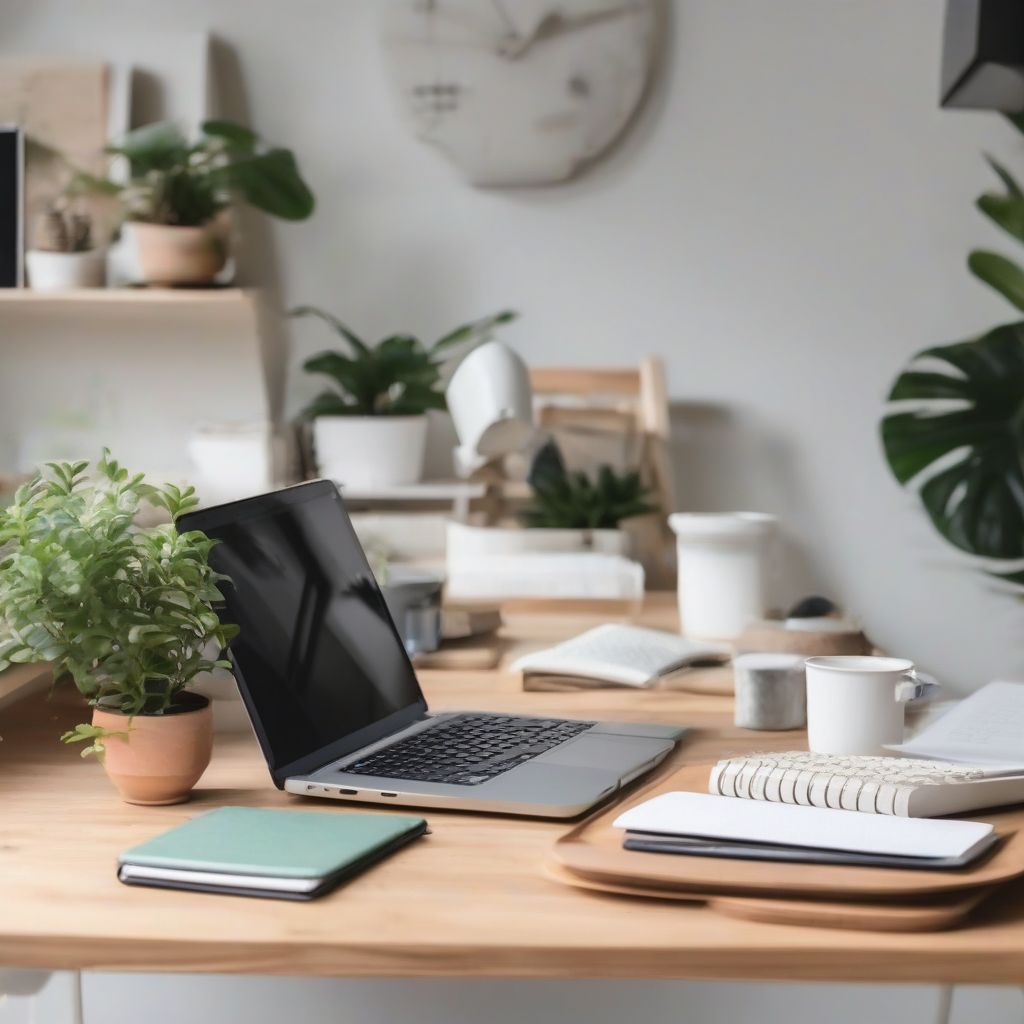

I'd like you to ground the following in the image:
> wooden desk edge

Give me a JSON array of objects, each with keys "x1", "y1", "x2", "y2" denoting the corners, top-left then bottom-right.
[{"x1": 1, "y1": 936, "x2": 1022, "y2": 984}]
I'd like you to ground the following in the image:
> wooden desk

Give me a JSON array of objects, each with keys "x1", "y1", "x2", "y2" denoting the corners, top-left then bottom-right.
[{"x1": 2, "y1": 595, "x2": 1023, "y2": 983}]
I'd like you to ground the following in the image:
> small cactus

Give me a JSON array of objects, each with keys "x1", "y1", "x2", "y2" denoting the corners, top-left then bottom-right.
[{"x1": 35, "y1": 201, "x2": 93, "y2": 253}]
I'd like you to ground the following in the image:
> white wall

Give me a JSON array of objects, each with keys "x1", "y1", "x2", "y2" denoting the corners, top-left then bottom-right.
[{"x1": 3, "y1": 0, "x2": 1020, "y2": 692}]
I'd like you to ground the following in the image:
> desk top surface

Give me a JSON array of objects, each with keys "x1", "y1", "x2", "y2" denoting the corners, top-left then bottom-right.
[{"x1": 2, "y1": 594, "x2": 1023, "y2": 983}]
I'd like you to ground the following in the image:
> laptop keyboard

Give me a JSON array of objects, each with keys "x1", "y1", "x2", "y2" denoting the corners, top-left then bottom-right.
[{"x1": 343, "y1": 714, "x2": 595, "y2": 786}]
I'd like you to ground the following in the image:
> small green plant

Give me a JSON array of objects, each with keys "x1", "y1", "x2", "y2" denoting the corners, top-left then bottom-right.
[
  {"x1": 0, "y1": 452, "x2": 238, "y2": 752},
  {"x1": 59, "y1": 722, "x2": 130, "y2": 759},
  {"x1": 35, "y1": 198, "x2": 93, "y2": 253},
  {"x1": 522, "y1": 442, "x2": 656, "y2": 530},
  {"x1": 293, "y1": 307, "x2": 517, "y2": 417},
  {"x1": 78, "y1": 119, "x2": 314, "y2": 226}
]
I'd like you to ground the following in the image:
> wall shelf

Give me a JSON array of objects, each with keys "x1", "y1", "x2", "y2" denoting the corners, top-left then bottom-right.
[{"x1": 0, "y1": 287, "x2": 253, "y2": 307}]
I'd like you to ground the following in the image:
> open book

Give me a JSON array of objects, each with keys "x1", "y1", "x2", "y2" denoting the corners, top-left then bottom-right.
[{"x1": 510, "y1": 624, "x2": 729, "y2": 689}]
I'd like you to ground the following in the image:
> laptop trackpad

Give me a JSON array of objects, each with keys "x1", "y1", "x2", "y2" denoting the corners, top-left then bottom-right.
[{"x1": 538, "y1": 733, "x2": 667, "y2": 770}]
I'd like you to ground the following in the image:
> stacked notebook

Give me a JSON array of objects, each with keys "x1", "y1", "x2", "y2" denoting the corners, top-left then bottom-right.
[
  {"x1": 614, "y1": 791, "x2": 998, "y2": 869},
  {"x1": 118, "y1": 806, "x2": 427, "y2": 900}
]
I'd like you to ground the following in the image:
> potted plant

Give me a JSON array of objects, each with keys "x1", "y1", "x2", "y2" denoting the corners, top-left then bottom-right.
[
  {"x1": 882, "y1": 114, "x2": 1024, "y2": 588},
  {"x1": 81, "y1": 119, "x2": 314, "y2": 285},
  {"x1": 0, "y1": 451, "x2": 237, "y2": 805},
  {"x1": 293, "y1": 306, "x2": 517, "y2": 488},
  {"x1": 25, "y1": 198, "x2": 105, "y2": 291},
  {"x1": 446, "y1": 441, "x2": 655, "y2": 560}
]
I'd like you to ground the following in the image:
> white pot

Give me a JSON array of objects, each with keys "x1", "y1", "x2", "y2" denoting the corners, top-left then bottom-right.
[
  {"x1": 668, "y1": 512, "x2": 777, "y2": 641},
  {"x1": 314, "y1": 415, "x2": 428, "y2": 488},
  {"x1": 446, "y1": 520, "x2": 627, "y2": 562},
  {"x1": 187, "y1": 421, "x2": 274, "y2": 505},
  {"x1": 25, "y1": 249, "x2": 105, "y2": 291}
]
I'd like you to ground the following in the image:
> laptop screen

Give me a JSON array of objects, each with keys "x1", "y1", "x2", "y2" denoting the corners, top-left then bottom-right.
[{"x1": 183, "y1": 482, "x2": 426, "y2": 780}]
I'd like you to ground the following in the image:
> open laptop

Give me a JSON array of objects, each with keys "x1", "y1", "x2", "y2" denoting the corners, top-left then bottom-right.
[{"x1": 179, "y1": 480, "x2": 683, "y2": 818}]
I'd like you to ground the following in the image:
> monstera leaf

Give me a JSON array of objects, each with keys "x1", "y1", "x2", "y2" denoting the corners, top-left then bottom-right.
[{"x1": 881, "y1": 323, "x2": 1024, "y2": 562}]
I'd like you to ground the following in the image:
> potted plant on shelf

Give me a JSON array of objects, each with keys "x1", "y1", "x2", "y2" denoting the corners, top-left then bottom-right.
[
  {"x1": 0, "y1": 451, "x2": 237, "y2": 805},
  {"x1": 882, "y1": 114, "x2": 1024, "y2": 588},
  {"x1": 81, "y1": 119, "x2": 314, "y2": 286},
  {"x1": 25, "y1": 198, "x2": 105, "y2": 291},
  {"x1": 446, "y1": 441, "x2": 655, "y2": 560},
  {"x1": 293, "y1": 306, "x2": 517, "y2": 488}
]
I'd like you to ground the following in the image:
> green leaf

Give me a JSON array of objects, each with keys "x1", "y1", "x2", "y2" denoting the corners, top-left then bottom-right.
[
  {"x1": 106, "y1": 121, "x2": 188, "y2": 174},
  {"x1": 216, "y1": 149, "x2": 314, "y2": 220},
  {"x1": 881, "y1": 323, "x2": 1024, "y2": 560},
  {"x1": 200, "y1": 119, "x2": 259, "y2": 153},
  {"x1": 977, "y1": 193, "x2": 1024, "y2": 246},
  {"x1": 291, "y1": 307, "x2": 371, "y2": 357},
  {"x1": 984, "y1": 155, "x2": 1024, "y2": 199},
  {"x1": 433, "y1": 310, "x2": 517, "y2": 352},
  {"x1": 968, "y1": 251, "x2": 1024, "y2": 311}
]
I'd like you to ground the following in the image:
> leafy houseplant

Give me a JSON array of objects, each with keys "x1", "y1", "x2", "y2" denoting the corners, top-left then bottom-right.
[
  {"x1": 294, "y1": 307, "x2": 517, "y2": 487},
  {"x1": 882, "y1": 115, "x2": 1024, "y2": 587},
  {"x1": 83, "y1": 118, "x2": 314, "y2": 285},
  {"x1": 0, "y1": 452, "x2": 237, "y2": 804},
  {"x1": 523, "y1": 441, "x2": 656, "y2": 532},
  {"x1": 25, "y1": 198, "x2": 105, "y2": 291}
]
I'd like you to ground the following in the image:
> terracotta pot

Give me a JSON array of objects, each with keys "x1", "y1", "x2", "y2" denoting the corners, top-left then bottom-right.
[
  {"x1": 92, "y1": 693, "x2": 213, "y2": 805},
  {"x1": 124, "y1": 221, "x2": 228, "y2": 286}
]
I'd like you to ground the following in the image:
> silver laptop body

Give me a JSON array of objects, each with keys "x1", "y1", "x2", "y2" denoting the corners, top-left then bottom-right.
[{"x1": 179, "y1": 481, "x2": 683, "y2": 819}]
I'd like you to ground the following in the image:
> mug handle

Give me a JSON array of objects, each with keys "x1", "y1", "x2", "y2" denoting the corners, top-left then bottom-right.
[{"x1": 895, "y1": 670, "x2": 939, "y2": 704}]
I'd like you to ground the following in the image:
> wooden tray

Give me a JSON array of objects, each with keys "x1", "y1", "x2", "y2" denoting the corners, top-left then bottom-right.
[
  {"x1": 544, "y1": 863, "x2": 995, "y2": 932},
  {"x1": 551, "y1": 764, "x2": 1024, "y2": 900}
]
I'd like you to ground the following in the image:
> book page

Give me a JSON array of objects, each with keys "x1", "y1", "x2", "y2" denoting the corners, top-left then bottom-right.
[{"x1": 891, "y1": 681, "x2": 1024, "y2": 767}]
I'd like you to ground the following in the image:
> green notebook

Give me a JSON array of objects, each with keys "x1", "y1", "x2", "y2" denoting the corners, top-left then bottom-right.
[{"x1": 118, "y1": 806, "x2": 427, "y2": 900}]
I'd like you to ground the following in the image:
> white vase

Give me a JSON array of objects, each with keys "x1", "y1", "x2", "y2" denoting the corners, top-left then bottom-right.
[
  {"x1": 668, "y1": 512, "x2": 777, "y2": 640},
  {"x1": 25, "y1": 249, "x2": 106, "y2": 291},
  {"x1": 314, "y1": 415, "x2": 428, "y2": 488}
]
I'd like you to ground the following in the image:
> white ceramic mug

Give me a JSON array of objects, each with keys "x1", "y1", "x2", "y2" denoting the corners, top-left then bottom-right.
[{"x1": 804, "y1": 656, "x2": 938, "y2": 755}]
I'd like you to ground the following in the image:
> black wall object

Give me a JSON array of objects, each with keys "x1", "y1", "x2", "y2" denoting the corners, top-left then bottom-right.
[
  {"x1": 0, "y1": 125, "x2": 23, "y2": 287},
  {"x1": 941, "y1": 0, "x2": 1024, "y2": 110}
]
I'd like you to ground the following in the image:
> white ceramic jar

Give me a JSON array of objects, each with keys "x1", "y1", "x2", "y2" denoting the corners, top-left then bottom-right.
[{"x1": 668, "y1": 512, "x2": 777, "y2": 640}]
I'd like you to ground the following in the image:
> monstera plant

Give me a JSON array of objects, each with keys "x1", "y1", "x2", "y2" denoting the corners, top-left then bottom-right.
[{"x1": 882, "y1": 115, "x2": 1024, "y2": 585}]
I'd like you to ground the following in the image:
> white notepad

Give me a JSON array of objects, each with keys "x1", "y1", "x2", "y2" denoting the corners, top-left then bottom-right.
[{"x1": 613, "y1": 791, "x2": 995, "y2": 861}]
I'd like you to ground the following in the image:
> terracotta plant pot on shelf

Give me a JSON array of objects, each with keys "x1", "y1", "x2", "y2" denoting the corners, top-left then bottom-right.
[
  {"x1": 93, "y1": 692, "x2": 213, "y2": 805},
  {"x1": 124, "y1": 221, "x2": 228, "y2": 286}
]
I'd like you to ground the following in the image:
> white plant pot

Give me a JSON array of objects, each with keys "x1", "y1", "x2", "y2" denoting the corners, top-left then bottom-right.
[
  {"x1": 25, "y1": 249, "x2": 105, "y2": 291},
  {"x1": 668, "y1": 512, "x2": 777, "y2": 641},
  {"x1": 314, "y1": 415, "x2": 428, "y2": 489},
  {"x1": 446, "y1": 520, "x2": 627, "y2": 562}
]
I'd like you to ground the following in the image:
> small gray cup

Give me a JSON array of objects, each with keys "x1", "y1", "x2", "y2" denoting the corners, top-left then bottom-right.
[
  {"x1": 382, "y1": 570, "x2": 444, "y2": 656},
  {"x1": 733, "y1": 652, "x2": 807, "y2": 730}
]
